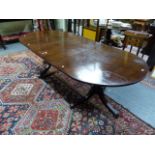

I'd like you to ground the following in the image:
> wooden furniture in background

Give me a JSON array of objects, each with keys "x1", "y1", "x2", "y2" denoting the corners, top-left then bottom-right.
[
  {"x1": 122, "y1": 30, "x2": 150, "y2": 56},
  {"x1": 132, "y1": 19, "x2": 150, "y2": 31},
  {"x1": 20, "y1": 31, "x2": 148, "y2": 117}
]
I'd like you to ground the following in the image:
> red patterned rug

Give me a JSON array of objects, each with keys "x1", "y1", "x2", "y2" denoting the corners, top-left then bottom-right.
[
  {"x1": 0, "y1": 51, "x2": 155, "y2": 135},
  {"x1": 0, "y1": 52, "x2": 71, "y2": 135}
]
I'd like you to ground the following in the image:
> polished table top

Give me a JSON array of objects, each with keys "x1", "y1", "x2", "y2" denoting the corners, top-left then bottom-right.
[{"x1": 20, "y1": 31, "x2": 148, "y2": 86}]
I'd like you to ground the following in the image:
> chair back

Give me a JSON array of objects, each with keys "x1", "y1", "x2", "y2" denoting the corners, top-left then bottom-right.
[{"x1": 122, "y1": 30, "x2": 149, "y2": 56}]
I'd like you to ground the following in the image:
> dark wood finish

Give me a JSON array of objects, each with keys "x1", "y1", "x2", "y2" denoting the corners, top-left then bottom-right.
[
  {"x1": 71, "y1": 85, "x2": 119, "y2": 118},
  {"x1": 20, "y1": 30, "x2": 148, "y2": 117},
  {"x1": 20, "y1": 30, "x2": 148, "y2": 87}
]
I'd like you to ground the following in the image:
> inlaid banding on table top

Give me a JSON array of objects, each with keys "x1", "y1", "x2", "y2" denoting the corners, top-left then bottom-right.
[{"x1": 20, "y1": 31, "x2": 148, "y2": 87}]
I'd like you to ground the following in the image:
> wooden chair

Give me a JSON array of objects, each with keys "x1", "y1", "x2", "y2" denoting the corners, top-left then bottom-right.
[{"x1": 122, "y1": 30, "x2": 149, "y2": 57}]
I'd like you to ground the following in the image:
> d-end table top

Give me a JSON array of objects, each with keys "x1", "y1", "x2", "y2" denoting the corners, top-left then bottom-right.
[{"x1": 20, "y1": 30, "x2": 148, "y2": 86}]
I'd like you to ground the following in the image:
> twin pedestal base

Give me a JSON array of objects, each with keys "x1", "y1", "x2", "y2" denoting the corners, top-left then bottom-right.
[
  {"x1": 40, "y1": 62, "x2": 119, "y2": 118},
  {"x1": 71, "y1": 85, "x2": 119, "y2": 118}
]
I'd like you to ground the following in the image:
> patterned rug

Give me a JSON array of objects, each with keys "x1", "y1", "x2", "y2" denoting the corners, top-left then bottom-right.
[
  {"x1": 0, "y1": 51, "x2": 155, "y2": 135},
  {"x1": 0, "y1": 51, "x2": 71, "y2": 135}
]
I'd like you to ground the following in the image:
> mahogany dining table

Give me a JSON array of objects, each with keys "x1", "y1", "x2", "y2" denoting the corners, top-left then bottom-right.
[{"x1": 20, "y1": 30, "x2": 148, "y2": 118}]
